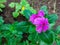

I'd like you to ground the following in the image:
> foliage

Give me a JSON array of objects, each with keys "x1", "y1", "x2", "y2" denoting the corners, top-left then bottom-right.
[
  {"x1": 9, "y1": 0, "x2": 37, "y2": 18},
  {"x1": 0, "y1": 0, "x2": 60, "y2": 45}
]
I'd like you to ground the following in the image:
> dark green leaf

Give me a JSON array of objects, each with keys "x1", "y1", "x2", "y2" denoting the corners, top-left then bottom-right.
[
  {"x1": 0, "y1": 24, "x2": 10, "y2": 30},
  {"x1": 28, "y1": 25, "x2": 36, "y2": 33},
  {"x1": 23, "y1": 10, "x2": 33, "y2": 19},
  {"x1": 47, "y1": 13, "x2": 58, "y2": 23},
  {"x1": 39, "y1": 30, "x2": 54, "y2": 44},
  {"x1": 28, "y1": 33, "x2": 40, "y2": 44},
  {"x1": 56, "y1": 25, "x2": 60, "y2": 34},
  {"x1": 40, "y1": 5, "x2": 48, "y2": 14},
  {"x1": 56, "y1": 40, "x2": 60, "y2": 45},
  {"x1": 0, "y1": 16, "x2": 4, "y2": 25},
  {"x1": 40, "y1": 41, "x2": 47, "y2": 45},
  {"x1": 16, "y1": 21, "x2": 30, "y2": 32}
]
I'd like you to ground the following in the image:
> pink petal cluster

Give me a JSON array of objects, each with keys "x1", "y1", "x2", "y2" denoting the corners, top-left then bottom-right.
[{"x1": 29, "y1": 10, "x2": 49, "y2": 33}]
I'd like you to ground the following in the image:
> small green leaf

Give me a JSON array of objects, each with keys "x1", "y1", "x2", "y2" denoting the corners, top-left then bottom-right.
[
  {"x1": 15, "y1": 3, "x2": 21, "y2": 12},
  {"x1": 0, "y1": 4, "x2": 5, "y2": 8},
  {"x1": 29, "y1": 7, "x2": 37, "y2": 14},
  {"x1": 13, "y1": 12, "x2": 19, "y2": 18},
  {"x1": 20, "y1": 0, "x2": 28, "y2": 6},
  {"x1": 9, "y1": 2, "x2": 15, "y2": 8},
  {"x1": 40, "y1": 5, "x2": 48, "y2": 14}
]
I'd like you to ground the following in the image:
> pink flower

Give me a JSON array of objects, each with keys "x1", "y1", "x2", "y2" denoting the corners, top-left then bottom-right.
[
  {"x1": 29, "y1": 14, "x2": 38, "y2": 23},
  {"x1": 29, "y1": 10, "x2": 45, "y2": 23},
  {"x1": 34, "y1": 17, "x2": 49, "y2": 33},
  {"x1": 29, "y1": 10, "x2": 49, "y2": 33}
]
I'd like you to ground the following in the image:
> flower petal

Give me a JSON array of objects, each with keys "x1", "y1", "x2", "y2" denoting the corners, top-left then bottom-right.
[
  {"x1": 38, "y1": 10, "x2": 45, "y2": 17},
  {"x1": 33, "y1": 17, "x2": 45, "y2": 25},
  {"x1": 29, "y1": 14, "x2": 37, "y2": 23},
  {"x1": 43, "y1": 25, "x2": 49, "y2": 32},
  {"x1": 36, "y1": 26, "x2": 42, "y2": 33}
]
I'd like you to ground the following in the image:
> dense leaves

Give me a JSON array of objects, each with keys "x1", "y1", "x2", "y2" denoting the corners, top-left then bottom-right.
[
  {"x1": 9, "y1": 0, "x2": 36, "y2": 18},
  {"x1": 39, "y1": 30, "x2": 54, "y2": 44}
]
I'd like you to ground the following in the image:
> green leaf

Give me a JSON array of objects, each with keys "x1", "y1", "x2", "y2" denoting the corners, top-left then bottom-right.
[
  {"x1": 56, "y1": 25, "x2": 60, "y2": 34},
  {"x1": 0, "y1": 0, "x2": 6, "y2": 3},
  {"x1": 39, "y1": 30, "x2": 54, "y2": 44},
  {"x1": 28, "y1": 25, "x2": 36, "y2": 33},
  {"x1": 20, "y1": 0, "x2": 28, "y2": 6},
  {"x1": 9, "y1": 22, "x2": 18, "y2": 34},
  {"x1": 49, "y1": 22, "x2": 55, "y2": 29},
  {"x1": 15, "y1": 3, "x2": 21, "y2": 12},
  {"x1": 0, "y1": 16, "x2": 4, "y2": 25},
  {"x1": 0, "y1": 24, "x2": 10, "y2": 30},
  {"x1": 9, "y1": 2, "x2": 15, "y2": 8},
  {"x1": 13, "y1": 12, "x2": 19, "y2": 18},
  {"x1": 40, "y1": 41, "x2": 47, "y2": 45},
  {"x1": 20, "y1": 0, "x2": 37, "y2": 14},
  {"x1": 40, "y1": 5, "x2": 48, "y2": 14},
  {"x1": 0, "y1": 8, "x2": 3, "y2": 12},
  {"x1": 28, "y1": 33, "x2": 40, "y2": 44},
  {"x1": 23, "y1": 10, "x2": 33, "y2": 19},
  {"x1": 0, "y1": 4, "x2": 5, "y2": 8},
  {"x1": 16, "y1": 21, "x2": 30, "y2": 32},
  {"x1": 47, "y1": 13, "x2": 58, "y2": 23},
  {"x1": 25, "y1": 40, "x2": 29, "y2": 45},
  {"x1": 7, "y1": 37, "x2": 16, "y2": 45},
  {"x1": 29, "y1": 7, "x2": 37, "y2": 14},
  {"x1": 56, "y1": 40, "x2": 60, "y2": 45}
]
